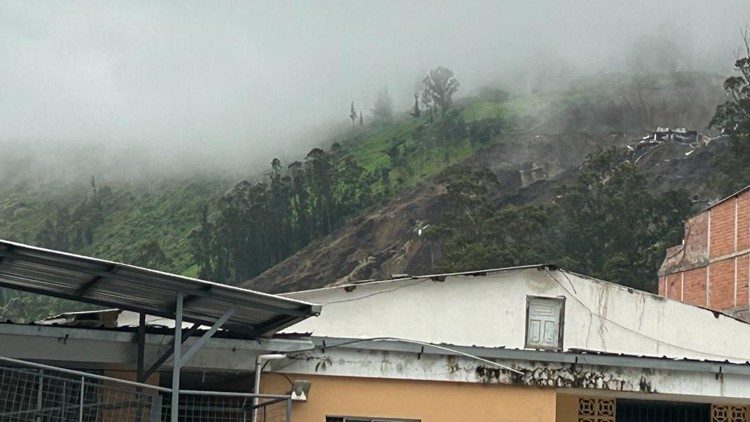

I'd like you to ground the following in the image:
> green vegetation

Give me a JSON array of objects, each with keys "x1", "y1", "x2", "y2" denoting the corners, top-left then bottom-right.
[
  {"x1": 0, "y1": 176, "x2": 231, "y2": 321},
  {"x1": 428, "y1": 148, "x2": 692, "y2": 292},
  {"x1": 0, "y1": 67, "x2": 517, "y2": 319},
  {"x1": 196, "y1": 68, "x2": 514, "y2": 283},
  {"x1": 709, "y1": 37, "x2": 750, "y2": 195},
  {"x1": 0, "y1": 64, "x2": 718, "y2": 319}
]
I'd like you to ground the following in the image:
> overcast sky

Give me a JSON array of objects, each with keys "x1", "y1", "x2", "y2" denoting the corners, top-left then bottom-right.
[{"x1": 1, "y1": 1, "x2": 749, "y2": 178}]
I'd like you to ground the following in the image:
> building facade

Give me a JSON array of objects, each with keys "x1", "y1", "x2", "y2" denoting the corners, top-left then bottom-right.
[
  {"x1": 259, "y1": 266, "x2": 750, "y2": 422},
  {"x1": 659, "y1": 186, "x2": 750, "y2": 320}
]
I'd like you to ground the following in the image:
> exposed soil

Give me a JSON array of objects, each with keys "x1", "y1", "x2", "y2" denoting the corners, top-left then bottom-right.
[{"x1": 244, "y1": 126, "x2": 726, "y2": 293}]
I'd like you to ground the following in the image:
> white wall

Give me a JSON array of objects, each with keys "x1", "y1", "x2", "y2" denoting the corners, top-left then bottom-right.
[
  {"x1": 283, "y1": 268, "x2": 750, "y2": 363},
  {"x1": 273, "y1": 346, "x2": 750, "y2": 401}
]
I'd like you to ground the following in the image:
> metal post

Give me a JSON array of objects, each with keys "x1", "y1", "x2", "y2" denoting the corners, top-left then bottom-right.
[
  {"x1": 149, "y1": 393, "x2": 163, "y2": 422},
  {"x1": 170, "y1": 292, "x2": 184, "y2": 422},
  {"x1": 36, "y1": 370, "x2": 43, "y2": 422},
  {"x1": 79, "y1": 376, "x2": 84, "y2": 422},
  {"x1": 286, "y1": 397, "x2": 292, "y2": 422},
  {"x1": 136, "y1": 313, "x2": 146, "y2": 422},
  {"x1": 137, "y1": 313, "x2": 146, "y2": 382},
  {"x1": 252, "y1": 354, "x2": 286, "y2": 422}
]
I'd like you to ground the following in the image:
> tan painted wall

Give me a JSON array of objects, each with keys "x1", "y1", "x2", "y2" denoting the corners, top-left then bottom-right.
[
  {"x1": 100, "y1": 371, "x2": 160, "y2": 422},
  {"x1": 262, "y1": 374, "x2": 556, "y2": 422},
  {"x1": 556, "y1": 394, "x2": 579, "y2": 422}
]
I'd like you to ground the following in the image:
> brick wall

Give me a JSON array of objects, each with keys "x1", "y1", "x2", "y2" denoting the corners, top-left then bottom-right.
[
  {"x1": 682, "y1": 267, "x2": 707, "y2": 307},
  {"x1": 709, "y1": 259, "x2": 735, "y2": 309},
  {"x1": 738, "y1": 255, "x2": 749, "y2": 307},
  {"x1": 709, "y1": 197, "x2": 736, "y2": 259},
  {"x1": 658, "y1": 188, "x2": 750, "y2": 315}
]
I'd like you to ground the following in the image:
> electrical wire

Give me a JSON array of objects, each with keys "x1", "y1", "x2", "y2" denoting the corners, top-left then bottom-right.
[
  {"x1": 545, "y1": 269, "x2": 750, "y2": 362},
  {"x1": 270, "y1": 336, "x2": 524, "y2": 375},
  {"x1": 316, "y1": 279, "x2": 428, "y2": 304}
]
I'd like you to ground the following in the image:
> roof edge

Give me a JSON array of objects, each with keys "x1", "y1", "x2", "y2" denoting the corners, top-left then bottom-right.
[
  {"x1": 283, "y1": 264, "x2": 555, "y2": 295},
  {"x1": 304, "y1": 336, "x2": 750, "y2": 375}
]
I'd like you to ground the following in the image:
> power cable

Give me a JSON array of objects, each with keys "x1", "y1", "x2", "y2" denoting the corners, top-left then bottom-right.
[
  {"x1": 545, "y1": 269, "x2": 750, "y2": 362},
  {"x1": 269, "y1": 336, "x2": 523, "y2": 375}
]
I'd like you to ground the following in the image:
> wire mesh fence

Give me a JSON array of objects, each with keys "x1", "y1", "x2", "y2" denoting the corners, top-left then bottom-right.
[
  {"x1": 163, "y1": 393, "x2": 290, "y2": 422},
  {"x1": 0, "y1": 356, "x2": 291, "y2": 422}
]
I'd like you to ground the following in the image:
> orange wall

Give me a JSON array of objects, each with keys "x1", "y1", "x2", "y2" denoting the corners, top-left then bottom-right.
[
  {"x1": 556, "y1": 393, "x2": 579, "y2": 422},
  {"x1": 262, "y1": 374, "x2": 556, "y2": 422},
  {"x1": 100, "y1": 371, "x2": 160, "y2": 422}
]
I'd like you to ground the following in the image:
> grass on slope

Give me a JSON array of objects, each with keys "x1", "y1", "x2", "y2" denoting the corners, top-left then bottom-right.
[
  {"x1": 336, "y1": 96, "x2": 517, "y2": 192},
  {"x1": 0, "y1": 176, "x2": 232, "y2": 276}
]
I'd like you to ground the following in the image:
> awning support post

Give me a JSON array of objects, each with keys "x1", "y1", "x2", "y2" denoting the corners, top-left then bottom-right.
[
  {"x1": 179, "y1": 307, "x2": 235, "y2": 365},
  {"x1": 142, "y1": 323, "x2": 200, "y2": 381},
  {"x1": 137, "y1": 313, "x2": 146, "y2": 382},
  {"x1": 170, "y1": 292, "x2": 183, "y2": 422},
  {"x1": 169, "y1": 294, "x2": 235, "y2": 422},
  {"x1": 135, "y1": 313, "x2": 147, "y2": 422}
]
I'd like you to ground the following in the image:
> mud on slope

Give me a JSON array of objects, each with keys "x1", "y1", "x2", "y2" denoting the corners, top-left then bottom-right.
[{"x1": 243, "y1": 131, "x2": 655, "y2": 293}]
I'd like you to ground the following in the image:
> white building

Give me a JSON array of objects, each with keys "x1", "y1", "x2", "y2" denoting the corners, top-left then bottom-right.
[{"x1": 255, "y1": 265, "x2": 750, "y2": 422}]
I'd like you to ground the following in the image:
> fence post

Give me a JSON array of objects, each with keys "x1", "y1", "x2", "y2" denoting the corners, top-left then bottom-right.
[
  {"x1": 171, "y1": 292, "x2": 184, "y2": 422},
  {"x1": 286, "y1": 398, "x2": 292, "y2": 422},
  {"x1": 149, "y1": 393, "x2": 163, "y2": 422},
  {"x1": 36, "y1": 370, "x2": 43, "y2": 422},
  {"x1": 79, "y1": 376, "x2": 85, "y2": 422}
]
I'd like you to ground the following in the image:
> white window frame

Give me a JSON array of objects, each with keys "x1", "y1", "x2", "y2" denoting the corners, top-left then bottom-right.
[{"x1": 524, "y1": 295, "x2": 565, "y2": 350}]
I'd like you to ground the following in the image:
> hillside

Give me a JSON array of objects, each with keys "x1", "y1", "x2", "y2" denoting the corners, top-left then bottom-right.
[
  {"x1": 0, "y1": 70, "x2": 734, "y2": 319},
  {"x1": 243, "y1": 71, "x2": 729, "y2": 293},
  {"x1": 0, "y1": 176, "x2": 232, "y2": 276}
]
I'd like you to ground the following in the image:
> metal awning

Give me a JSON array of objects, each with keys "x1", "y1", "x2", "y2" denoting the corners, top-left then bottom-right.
[{"x1": 0, "y1": 240, "x2": 320, "y2": 336}]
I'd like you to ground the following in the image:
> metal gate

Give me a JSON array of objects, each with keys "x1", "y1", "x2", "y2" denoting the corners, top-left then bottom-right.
[
  {"x1": 0, "y1": 356, "x2": 291, "y2": 421},
  {"x1": 616, "y1": 399, "x2": 710, "y2": 422}
]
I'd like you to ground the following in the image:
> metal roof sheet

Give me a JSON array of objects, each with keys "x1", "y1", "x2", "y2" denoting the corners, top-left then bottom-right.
[{"x1": 0, "y1": 240, "x2": 320, "y2": 336}]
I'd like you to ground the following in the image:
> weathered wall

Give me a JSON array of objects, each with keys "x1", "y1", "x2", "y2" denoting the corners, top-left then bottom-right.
[
  {"x1": 100, "y1": 371, "x2": 159, "y2": 422},
  {"x1": 659, "y1": 189, "x2": 750, "y2": 316},
  {"x1": 262, "y1": 373, "x2": 557, "y2": 422},
  {"x1": 556, "y1": 393, "x2": 580, "y2": 422},
  {"x1": 284, "y1": 268, "x2": 750, "y2": 363},
  {"x1": 269, "y1": 346, "x2": 750, "y2": 401},
  {"x1": 0, "y1": 323, "x2": 312, "y2": 372}
]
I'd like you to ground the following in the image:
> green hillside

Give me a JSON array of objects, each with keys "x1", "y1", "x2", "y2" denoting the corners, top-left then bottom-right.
[
  {"x1": 0, "y1": 177, "x2": 232, "y2": 276},
  {"x1": 1, "y1": 69, "x2": 736, "y2": 321},
  {"x1": 0, "y1": 88, "x2": 516, "y2": 321}
]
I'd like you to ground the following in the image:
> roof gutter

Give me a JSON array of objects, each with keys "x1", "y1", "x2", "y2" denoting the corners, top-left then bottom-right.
[{"x1": 308, "y1": 336, "x2": 750, "y2": 376}]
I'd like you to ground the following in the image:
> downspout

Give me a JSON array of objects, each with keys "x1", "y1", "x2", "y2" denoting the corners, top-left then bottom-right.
[{"x1": 252, "y1": 354, "x2": 286, "y2": 421}]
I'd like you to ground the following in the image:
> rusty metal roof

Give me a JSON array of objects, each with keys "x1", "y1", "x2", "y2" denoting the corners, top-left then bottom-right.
[{"x1": 0, "y1": 240, "x2": 320, "y2": 336}]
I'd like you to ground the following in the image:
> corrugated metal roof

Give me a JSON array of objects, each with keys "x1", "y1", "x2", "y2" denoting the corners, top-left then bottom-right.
[
  {"x1": 306, "y1": 336, "x2": 750, "y2": 375},
  {"x1": 0, "y1": 240, "x2": 321, "y2": 336}
]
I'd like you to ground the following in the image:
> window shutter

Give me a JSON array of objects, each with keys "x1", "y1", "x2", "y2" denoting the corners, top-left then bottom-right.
[{"x1": 526, "y1": 297, "x2": 564, "y2": 349}]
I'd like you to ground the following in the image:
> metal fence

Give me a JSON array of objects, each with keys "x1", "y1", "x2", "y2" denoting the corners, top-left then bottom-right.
[{"x1": 0, "y1": 356, "x2": 291, "y2": 422}]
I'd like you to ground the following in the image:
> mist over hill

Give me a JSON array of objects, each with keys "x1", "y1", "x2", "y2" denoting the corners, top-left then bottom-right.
[
  {"x1": 2, "y1": 1, "x2": 749, "y2": 179},
  {"x1": 2, "y1": 1, "x2": 750, "y2": 320}
]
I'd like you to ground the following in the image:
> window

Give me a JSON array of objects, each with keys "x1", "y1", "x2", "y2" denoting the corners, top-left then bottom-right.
[
  {"x1": 616, "y1": 399, "x2": 710, "y2": 422},
  {"x1": 525, "y1": 296, "x2": 564, "y2": 350},
  {"x1": 326, "y1": 417, "x2": 419, "y2": 422}
]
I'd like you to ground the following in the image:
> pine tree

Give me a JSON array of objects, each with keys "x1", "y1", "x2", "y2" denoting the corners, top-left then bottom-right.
[
  {"x1": 350, "y1": 101, "x2": 358, "y2": 125},
  {"x1": 410, "y1": 94, "x2": 421, "y2": 118}
]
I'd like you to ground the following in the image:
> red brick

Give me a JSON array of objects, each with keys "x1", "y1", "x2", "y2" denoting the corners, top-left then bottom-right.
[
  {"x1": 738, "y1": 255, "x2": 749, "y2": 307},
  {"x1": 709, "y1": 259, "x2": 736, "y2": 309},
  {"x1": 666, "y1": 273, "x2": 681, "y2": 300},
  {"x1": 683, "y1": 213, "x2": 709, "y2": 265},
  {"x1": 738, "y1": 192, "x2": 750, "y2": 251},
  {"x1": 709, "y1": 199, "x2": 737, "y2": 259},
  {"x1": 682, "y1": 267, "x2": 707, "y2": 307},
  {"x1": 658, "y1": 276, "x2": 666, "y2": 296}
]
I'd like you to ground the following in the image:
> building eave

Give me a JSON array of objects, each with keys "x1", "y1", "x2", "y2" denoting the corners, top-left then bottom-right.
[{"x1": 306, "y1": 336, "x2": 750, "y2": 376}]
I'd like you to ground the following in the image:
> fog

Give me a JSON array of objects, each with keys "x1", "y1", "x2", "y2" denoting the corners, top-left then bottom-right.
[{"x1": 1, "y1": 0, "x2": 749, "y2": 181}]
